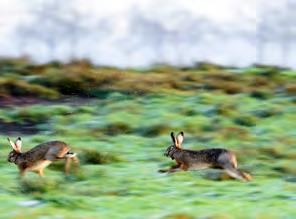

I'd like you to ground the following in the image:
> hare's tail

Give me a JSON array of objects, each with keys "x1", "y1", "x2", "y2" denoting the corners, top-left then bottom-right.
[
  {"x1": 224, "y1": 166, "x2": 252, "y2": 181},
  {"x1": 65, "y1": 151, "x2": 77, "y2": 158}
]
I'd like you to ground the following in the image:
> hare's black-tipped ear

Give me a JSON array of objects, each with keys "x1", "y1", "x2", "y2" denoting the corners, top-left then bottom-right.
[
  {"x1": 7, "y1": 137, "x2": 18, "y2": 152},
  {"x1": 170, "y1": 132, "x2": 176, "y2": 145},
  {"x1": 15, "y1": 137, "x2": 22, "y2": 152},
  {"x1": 176, "y1": 131, "x2": 184, "y2": 147}
]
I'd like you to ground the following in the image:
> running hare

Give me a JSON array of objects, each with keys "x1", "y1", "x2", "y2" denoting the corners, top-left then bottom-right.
[
  {"x1": 7, "y1": 137, "x2": 79, "y2": 177},
  {"x1": 161, "y1": 131, "x2": 252, "y2": 181}
]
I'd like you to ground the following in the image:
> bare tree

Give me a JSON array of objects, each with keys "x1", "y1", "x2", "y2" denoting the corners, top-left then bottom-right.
[
  {"x1": 127, "y1": 7, "x2": 168, "y2": 62},
  {"x1": 126, "y1": 7, "x2": 219, "y2": 66},
  {"x1": 256, "y1": 0, "x2": 296, "y2": 66},
  {"x1": 16, "y1": 0, "x2": 89, "y2": 61},
  {"x1": 279, "y1": 0, "x2": 296, "y2": 65}
]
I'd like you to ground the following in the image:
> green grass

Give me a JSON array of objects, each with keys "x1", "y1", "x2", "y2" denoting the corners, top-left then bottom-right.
[{"x1": 0, "y1": 60, "x2": 295, "y2": 218}]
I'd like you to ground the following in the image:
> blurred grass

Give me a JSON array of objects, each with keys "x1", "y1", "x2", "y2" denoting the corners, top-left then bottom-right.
[
  {"x1": 0, "y1": 58, "x2": 295, "y2": 100},
  {"x1": 0, "y1": 59, "x2": 295, "y2": 218}
]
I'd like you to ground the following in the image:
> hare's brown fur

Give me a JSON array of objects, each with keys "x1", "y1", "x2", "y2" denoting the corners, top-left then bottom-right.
[
  {"x1": 161, "y1": 132, "x2": 252, "y2": 181},
  {"x1": 7, "y1": 138, "x2": 78, "y2": 177}
]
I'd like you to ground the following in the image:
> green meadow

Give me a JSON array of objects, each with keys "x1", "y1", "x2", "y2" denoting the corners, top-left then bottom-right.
[{"x1": 0, "y1": 59, "x2": 295, "y2": 218}]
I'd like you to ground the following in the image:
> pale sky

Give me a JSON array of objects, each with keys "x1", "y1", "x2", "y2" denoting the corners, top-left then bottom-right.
[{"x1": 0, "y1": 0, "x2": 292, "y2": 67}]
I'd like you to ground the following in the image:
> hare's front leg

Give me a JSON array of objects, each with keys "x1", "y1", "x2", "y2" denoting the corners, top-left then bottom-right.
[
  {"x1": 19, "y1": 169, "x2": 27, "y2": 177},
  {"x1": 168, "y1": 163, "x2": 183, "y2": 173},
  {"x1": 37, "y1": 168, "x2": 44, "y2": 177},
  {"x1": 167, "y1": 162, "x2": 188, "y2": 173},
  {"x1": 65, "y1": 156, "x2": 79, "y2": 174},
  {"x1": 32, "y1": 168, "x2": 44, "y2": 177},
  {"x1": 180, "y1": 163, "x2": 189, "y2": 171},
  {"x1": 159, "y1": 162, "x2": 181, "y2": 173}
]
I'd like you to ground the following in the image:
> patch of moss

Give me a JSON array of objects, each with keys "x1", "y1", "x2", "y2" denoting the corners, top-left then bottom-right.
[
  {"x1": 234, "y1": 115, "x2": 257, "y2": 127},
  {"x1": 136, "y1": 124, "x2": 172, "y2": 137},
  {"x1": 102, "y1": 122, "x2": 133, "y2": 136},
  {"x1": 0, "y1": 78, "x2": 59, "y2": 99},
  {"x1": 19, "y1": 178, "x2": 60, "y2": 194},
  {"x1": 80, "y1": 149, "x2": 121, "y2": 164}
]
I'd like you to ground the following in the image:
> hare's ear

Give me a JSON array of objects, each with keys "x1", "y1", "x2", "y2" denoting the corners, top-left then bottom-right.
[
  {"x1": 7, "y1": 138, "x2": 18, "y2": 152},
  {"x1": 15, "y1": 137, "x2": 22, "y2": 152},
  {"x1": 176, "y1": 131, "x2": 184, "y2": 147},
  {"x1": 170, "y1": 132, "x2": 176, "y2": 145}
]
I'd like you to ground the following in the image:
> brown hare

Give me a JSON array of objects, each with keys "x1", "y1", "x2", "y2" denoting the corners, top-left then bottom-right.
[
  {"x1": 7, "y1": 137, "x2": 79, "y2": 177},
  {"x1": 160, "y1": 131, "x2": 252, "y2": 181}
]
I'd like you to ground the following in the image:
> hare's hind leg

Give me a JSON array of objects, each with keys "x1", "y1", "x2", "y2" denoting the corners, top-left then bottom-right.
[
  {"x1": 218, "y1": 152, "x2": 250, "y2": 181},
  {"x1": 45, "y1": 150, "x2": 78, "y2": 175},
  {"x1": 71, "y1": 156, "x2": 79, "y2": 173},
  {"x1": 224, "y1": 166, "x2": 244, "y2": 181},
  {"x1": 65, "y1": 158, "x2": 71, "y2": 174},
  {"x1": 65, "y1": 154, "x2": 79, "y2": 174},
  {"x1": 223, "y1": 165, "x2": 252, "y2": 181},
  {"x1": 222, "y1": 155, "x2": 252, "y2": 181},
  {"x1": 237, "y1": 170, "x2": 252, "y2": 181}
]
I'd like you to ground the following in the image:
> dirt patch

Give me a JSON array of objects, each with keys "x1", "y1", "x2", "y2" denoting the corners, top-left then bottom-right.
[
  {"x1": 0, "y1": 96, "x2": 43, "y2": 108},
  {"x1": 0, "y1": 120, "x2": 40, "y2": 135},
  {"x1": 0, "y1": 96, "x2": 96, "y2": 108}
]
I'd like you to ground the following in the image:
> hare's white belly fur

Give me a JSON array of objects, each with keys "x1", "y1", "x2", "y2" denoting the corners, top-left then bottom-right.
[
  {"x1": 28, "y1": 160, "x2": 52, "y2": 171},
  {"x1": 190, "y1": 162, "x2": 211, "y2": 170}
]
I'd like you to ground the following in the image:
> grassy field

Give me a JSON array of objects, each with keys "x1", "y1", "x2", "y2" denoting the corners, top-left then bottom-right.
[{"x1": 0, "y1": 59, "x2": 295, "y2": 218}]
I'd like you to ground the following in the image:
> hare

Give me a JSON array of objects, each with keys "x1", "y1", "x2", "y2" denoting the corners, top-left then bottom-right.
[
  {"x1": 160, "y1": 131, "x2": 252, "y2": 181},
  {"x1": 7, "y1": 137, "x2": 79, "y2": 177}
]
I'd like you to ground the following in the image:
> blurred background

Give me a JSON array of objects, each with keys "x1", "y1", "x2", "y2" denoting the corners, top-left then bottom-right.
[
  {"x1": 0, "y1": 1, "x2": 295, "y2": 219},
  {"x1": 0, "y1": 0, "x2": 296, "y2": 68}
]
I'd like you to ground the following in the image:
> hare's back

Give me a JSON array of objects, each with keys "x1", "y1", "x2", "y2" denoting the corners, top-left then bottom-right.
[
  {"x1": 186, "y1": 148, "x2": 230, "y2": 165},
  {"x1": 27, "y1": 141, "x2": 70, "y2": 158}
]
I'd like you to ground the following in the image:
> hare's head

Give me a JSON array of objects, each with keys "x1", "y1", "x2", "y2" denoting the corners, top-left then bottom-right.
[
  {"x1": 7, "y1": 137, "x2": 22, "y2": 163},
  {"x1": 164, "y1": 131, "x2": 184, "y2": 157}
]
